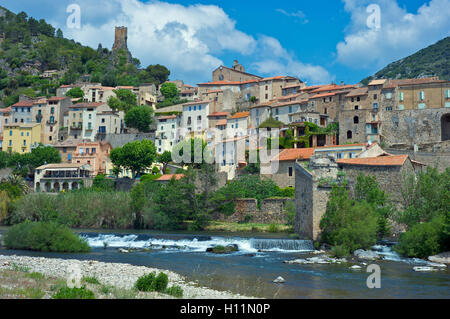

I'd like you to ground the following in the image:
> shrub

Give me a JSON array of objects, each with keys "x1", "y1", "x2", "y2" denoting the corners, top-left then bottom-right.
[
  {"x1": 52, "y1": 286, "x2": 95, "y2": 299},
  {"x1": 166, "y1": 285, "x2": 183, "y2": 298},
  {"x1": 267, "y1": 223, "x2": 279, "y2": 233},
  {"x1": 395, "y1": 217, "x2": 445, "y2": 258},
  {"x1": 329, "y1": 245, "x2": 350, "y2": 258},
  {"x1": 3, "y1": 221, "x2": 91, "y2": 253},
  {"x1": 134, "y1": 273, "x2": 156, "y2": 292},
  {"x1": 152, "y1": 272, "x2": 168, "y2": 292},
  {"x1": 279, "y1": 187, "x2": 295, "y2": 198},
  {"x1": 82, "y1": 276, "x2": 100, "y2": 285},
  {"x1": 320, "y1": 185, "x2": 378, "y2": 253}
]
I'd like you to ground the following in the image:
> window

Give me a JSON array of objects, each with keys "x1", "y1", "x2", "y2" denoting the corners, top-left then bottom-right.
[
  {"x1": 373, "y1": 103, "x2": 379, "y2": 110},
  {"x1": 351, "y1": 97, "x2": 354, "y2": 102},
  {"x1": 102, "y1": 118, "x2": 105, "y2": 123},
  {"x1": 63, "y1": 148, "x2": 67, "y2": 153},
  {"x1": 324, "y1": 108, "x2": 328, "y2": 115},
  {"x1": 357, "y1": 97, "x2": 360, "y2": 102},
  {"x1": 50, "y1": 126, "x2": 53, "y2": 132},
  {"x1": 289, "y1": 106, "x2": 292, "y2": 113},
  {"x1": 51, "y1": 107, "x2": 54, "y2": 114},
  {"x1": 88, "y1": 114, "x2": 92, "y2": 119},
  {"x1": 73, "y1": 114, "x2": 76, "y2": 118},
  {"x1": 354, "y1": 116, "x2": 359, "y2": 124},
  {"x1": 419, "y1": 91, "x2": 425, "y2": 100},
  {"x1": 399, "y1": 92, "x2": 404, "y2": 101},
  {"x1": 288, "y1": 167, "x2": 293, "y2": 177},
  {"x1": 386, "y1": 106, "x2": 393, "y2": 111},
  {"x1": 399, "y1": 104, "x2": 405, "y2": 110},
  {"x1": 187, "y1": 117, "x2": 191, "y2": 125},
  {"x1": 275, "y1": 108, "x2": 279, "y2": 115},
  {"x1": 347, "y1": 130, "x2": 352, "y2": 139},
  {"x1": 385, "y1": 92, "x2": 392, "y2": 99},
  {"x1": 418, "y1": 103, "x2": 426, "y2": 109},
  {"x1": 199, "y1": 105, "x2": 202, "y2": 111},
  {"x1": 193, "y1": 106, "x2": 196, "y2": 111},
  {"x1": 49, "y1": 136, "x2": 52, "y2": 141},
  {"x1": 445, "y1": 90, "x2": 450, "y2": 99},
  {"x1": 354, "y1": 105, "x2": 359, "y2": 110},
  {"x1": 373, "y1": 94, "x2": 377, "y2": 100},
  {"x1": 189, "y1": 106, "x2": 192, "y2": 111},
  {"x1": 21, "y1": 132, "x2": 23, "y2": 136},
  {"x1": 68, "y1": 154, "x2": 71, "y2": 161},
  {"x1": 23, "y1": 140, "x2": 26, "y2": 146},
  {"x1": 92, "y1": 148, "x2": 96, "y2": 154},
  {"x1": 265, "y1": 94, "x2": 268, "y2": 99},
  {"x1": 9, "y1": 130, "x2": 12, "y2": 136}
]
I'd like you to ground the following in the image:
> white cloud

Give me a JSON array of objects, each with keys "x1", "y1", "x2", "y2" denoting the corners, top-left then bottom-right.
[
  {"x1": 276, "y1": 8, "x2": 309, "y2": 24},
  {"x1": 336, "y1": 0, "x2": 450, "y2": 69},
  {"x1": 5, "y1": 0, "x2": 331, "y2": 84},
  {"x1": 252, "y1": 36, "x2": 333, "y2": 85}
]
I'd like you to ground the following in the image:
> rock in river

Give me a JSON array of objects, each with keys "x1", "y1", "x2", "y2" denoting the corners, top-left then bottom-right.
[
  {"x1": 354, "y1": 249, "x2": 380, "y2": 260},
  {"x1": 273, "y1": 276, "x2": 285, "y2": 283},
  {"x1": 206, "y1": 244, "x2": 239, "y2": 254}
]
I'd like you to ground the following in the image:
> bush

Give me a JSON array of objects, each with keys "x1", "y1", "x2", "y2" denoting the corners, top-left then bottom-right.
[
  {"x1": 52, "y1": 286, "x2": 95, "y2": 299},
  {"x1": 152, "y1": 272, "x2": 168, "y2": 292},
  {"x1": 267, "y1": 223, "x2": 279, "y2": 233},
  {"x1": 320, "y1": 185, "x2": 379, "y2": 253},
  {"x1": 329, "y1": 245, "x2": 350, "y2": 258},
  {"x1": 395, "y1": 217, "x2": 445, "y2": 258},
  {"x1": 134, "y1": 273, "x2": 156, "y2": 292},
  {"x1": 82, "y1": 276, "x2": 100, "y2": 285},
  {"x1": 3, "y1": 221, "x2": 91, "y2": 253},
  {"x1": 166, "y1": 285, "x2": 183, "y2": 298}
]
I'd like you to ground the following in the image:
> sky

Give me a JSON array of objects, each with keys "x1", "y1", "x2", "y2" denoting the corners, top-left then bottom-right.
[{"x1": 1, "y1": 0, "x2": 449, "y2": 85}]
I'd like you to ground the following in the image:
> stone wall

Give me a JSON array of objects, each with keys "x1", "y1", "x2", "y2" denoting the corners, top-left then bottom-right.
[
  {"x1": 386, "y1": 147, "x2": 450, "y2": 173},
  {"x1": 340, "y1": 161, "x2": 414, "y2": 205},
  {"x1": 381, "y1": 108, "x2": 450, "y2": 146},
  {"x1": 217, "y1": 198, "x2": 293, "y2": 224},
  {"x1": 98, "y1": 133, "x2": 155, "y2": 149}
]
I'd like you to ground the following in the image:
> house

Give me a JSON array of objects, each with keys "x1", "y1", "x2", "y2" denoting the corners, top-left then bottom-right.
[
  {"x1": 53, "y1": 139, "x2": 83, "y2": 163},
  {"x1": 262, "y1": 148, "x2": 315, "y2": 188},
  {"x1": 227, "y1": 112, "x2": 249, "y2": 138},
  {"x1": 33, "y1": 96, "x2": 72, "y2": 145},
  {"x1": 155, "y1": 115, "x2": 182, "y2": 154},
  {"x1": 250, "y1": 103, "x2": 272, "y2": 128},
  {"x1": 71, "y1": 141, "x2": 112, "y2": 176},
  {"x1": 2, "y1": 123, "x2": 41, "y2": 153},
  {"x1": 155, "y1": 174, "x2": 185, "y2": 184},
  {"x1": 294, "y1": 152, "x2": 426, "y2": 240},
  {"x1": 181, "y1": 101, "x2": 210, "y2": 133},
  {"x1": 68, "y1": 102, "x2": 113, "y2": 141},
  {"x1": 215, "y1": 136, "x2": 247, "y2": 180},
  {"x1": 0, "y1": 107, "x2": 12, "y2": 135},
  {"x1": 11, "y1": 100, "x2": 34, "y2": 124},
  {"x1": 34, "y1": 163, "x2": 92, "y2": 192}
]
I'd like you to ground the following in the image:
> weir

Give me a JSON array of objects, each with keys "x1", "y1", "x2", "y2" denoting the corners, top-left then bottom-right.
[{"x1": 250, "y1": 239, "x2": 314, "y2": 251}]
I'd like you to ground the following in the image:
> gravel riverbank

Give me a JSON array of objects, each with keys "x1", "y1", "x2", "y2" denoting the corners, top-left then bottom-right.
[{"x1": 0, "y1": 254, "x2": 253, "y2": 299}]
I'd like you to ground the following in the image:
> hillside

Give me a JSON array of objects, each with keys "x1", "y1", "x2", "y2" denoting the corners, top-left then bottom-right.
[
  {"x1": 0, "y1": 6, "x2": 170, "y2": 106},
  {"x1": 362, "y1": 37, "x2": 450, "y2": 85}
]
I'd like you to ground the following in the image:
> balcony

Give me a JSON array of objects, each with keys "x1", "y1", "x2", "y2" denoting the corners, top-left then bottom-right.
[
  {"x1": 71, "y1": 124, "x2": 83, "y2": 130},
  {"x1": 46, "y1": 120, "x2": 57, "y2": 125}
]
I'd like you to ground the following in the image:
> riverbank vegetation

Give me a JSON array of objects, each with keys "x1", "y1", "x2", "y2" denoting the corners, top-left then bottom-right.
[
  {"x1": 3, "y1": 221, "x2": 90, "y2": 253},
  {"x1": 319, "y1": 168, "x2": 449, "y2": 258}
]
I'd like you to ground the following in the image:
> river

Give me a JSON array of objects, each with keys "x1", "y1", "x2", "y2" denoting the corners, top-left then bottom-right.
[{"x1": 0, "y1": 228, "x2": 449, "y2": 299}]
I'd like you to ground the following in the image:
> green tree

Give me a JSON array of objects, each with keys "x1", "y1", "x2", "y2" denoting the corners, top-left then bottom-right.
[
  {"x1": 159, "y1": 82, "x2": 179, "y2": 100},
  {"x1": 157, "y1": 151, "x2": 172, "y2": 173},
  {"x1": 66, "y1": 87, "x2": 84, "y2": 99},
  {"x1": 172, "y1": 138, "x2": 212, "y2": 168},
  {"x1": 107, "y1": 89, "x2": 137, "y2": 113},
  {"x1": 109, "y1": 140, "x2": 157, "y2": 178},
  {"x1": 124, "y1": 105, "x2": 153, "y2": 132}
]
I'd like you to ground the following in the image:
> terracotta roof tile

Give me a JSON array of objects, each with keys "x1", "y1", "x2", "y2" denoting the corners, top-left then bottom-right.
[
  {"x1": 216, "y1": 119, "x2": 227, "y2": 126},
  {"x1": 156, "y1": 174, "x2": 185, "y2": 181},
  {"x1": 12, "y1": 101, "x2": 34, "y2": 107},
  {"x1": 230, "y1": 111, "x2": 250, "y2": 119},
  {"x1": 338, "y1": 155, "x2": 409, "y2": 167},
  {"x1": 208, "y1": 112, "x2": 229, "y2": 117},
  {"x1": 276, "y1": 148, "x2": 315, "y2": 162}
]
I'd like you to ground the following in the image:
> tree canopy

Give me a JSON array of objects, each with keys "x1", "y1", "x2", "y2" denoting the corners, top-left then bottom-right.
[
  {"x1": 109, "y1": 140, "x2": 157, "y2": 178},
  {"x1": 124, "y1": 105, "x2": 153, "y2": 132}
]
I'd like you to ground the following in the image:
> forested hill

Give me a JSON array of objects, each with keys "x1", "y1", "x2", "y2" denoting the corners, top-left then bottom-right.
[
  {"x1": 362, "y1": 37, "x2": 450, "y2": 85},
  {"x1": 0, "y1": 6, "x2": 170, "y2": 106}
]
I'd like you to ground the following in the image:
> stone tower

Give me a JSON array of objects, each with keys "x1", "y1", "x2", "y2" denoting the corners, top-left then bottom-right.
[{"x1": 112, "y1": 26, "x2": 128, "y2": 51}]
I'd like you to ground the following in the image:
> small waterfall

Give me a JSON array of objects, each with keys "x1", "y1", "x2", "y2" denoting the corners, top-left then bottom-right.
[{"x1": 250, "y1": 239, "x2": 314, "y2": 252}]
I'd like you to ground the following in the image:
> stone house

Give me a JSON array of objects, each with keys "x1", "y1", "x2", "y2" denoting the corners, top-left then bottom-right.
[
  {"x1": 249, "y1": 103, "x2": 272, "y2": 128},
  {"x1": 53, "y1": 139, "x2": 83, "y2": 163},
  {"x1": 0, "y1": 106, "x2": 12, "y2": 136},
  {"x1": 258, "y1": 76, "x2": 302, "y2": 104},
  {"x1": 294, "y1": 153, "x2": 425, "y2": 240},
  {"x1": 227, "y1": 112, "x2": 250, "y2": 137},
  {"x1": 71, "y1": 141, "x2": 112, "y2": 176},
  {"x1": 155, "y1": 114, "x2": 182, "y2": 154},
  {"x1": 212, "y1": 60, "x2": 262, "y2": 83},
  {"x1": 181, "y1": 101, "x2": 210, "y2": 133},
  {"x1": 34, "y1": 163, "x2": 92, "y2": 192}
]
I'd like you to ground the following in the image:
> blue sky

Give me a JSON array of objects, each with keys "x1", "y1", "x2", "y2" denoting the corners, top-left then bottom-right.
[{"x1": 2, "y1": 0, "x2": 449, "y2": 85}]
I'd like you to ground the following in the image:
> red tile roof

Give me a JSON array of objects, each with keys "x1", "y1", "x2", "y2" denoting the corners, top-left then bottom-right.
[
  {"x1": 310, "y1": 84, "x2": 357, "y2": 94},
  {"x1": 12, "y1": 101, "x2": 34, "y2": 107},
  {"x1": 216, "y1": 119, "x2": 227, "y2": 126},
  {"x1": 208, "y1": 112, "x2": 229, "y2": 118},
  {"x1": 156, "y1": 174, "x2": 185, "y2": 181},
  {"x1": 48, "y1": 97, "x2": 67, "y2": 101},
  {"x1": 275, "y1": 148, "x2": 315, "y2": 162},
  {"x1": 183, "y1": 100, "x2": 209, "y2": 106},
  {"x1": 0, "y1": 107, "x2": 12, "y2": 113},
  {"x1": 338, "y1": 155, "x2": 409, "y2": 167},
  {"x1": 230, "y1": 111, "x2": 250, "y2": 119},
  {"x1": 310, "y1": 92, "x2": 336, "y2": 99},
  {"x1": 157, "y1": 115, "x2": 177, "y2": 120},
  {"x1": 383, "y1": 77, "x2": 446, "y2": 89}
]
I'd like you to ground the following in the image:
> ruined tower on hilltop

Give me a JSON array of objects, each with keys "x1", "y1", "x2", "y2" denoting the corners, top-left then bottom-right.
[{"x1": 112, "y1": 26, "x2": 128, "y2": 52}]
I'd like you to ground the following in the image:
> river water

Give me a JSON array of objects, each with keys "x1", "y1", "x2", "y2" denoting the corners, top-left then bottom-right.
[{"x1": 0, "y1": 229, "x2": 449, "y2": 299}]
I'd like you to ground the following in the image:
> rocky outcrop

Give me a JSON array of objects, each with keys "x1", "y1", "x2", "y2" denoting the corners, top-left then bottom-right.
[
  {"x1": 353, "y1": 249, "x2": 380, "y2": 260},
  {"x1": 206, "y1": 244, "x2": 239, "y2": 254},
  {"x1": 428, "y1": 252, "x2": 450, "y2": 264}
]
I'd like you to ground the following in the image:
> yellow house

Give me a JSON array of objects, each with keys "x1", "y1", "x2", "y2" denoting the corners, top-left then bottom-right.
[{"x1": 2, "y1": 123, "x2": 41, "y2": 153}]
